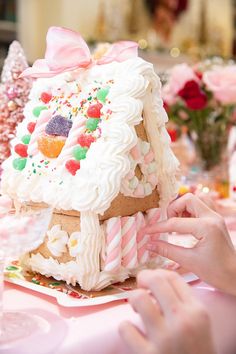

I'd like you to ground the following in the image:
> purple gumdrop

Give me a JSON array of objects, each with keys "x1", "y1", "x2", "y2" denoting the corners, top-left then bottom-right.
[{"x1": 45, "y1": 115, "x2": 73, "y2": 137}]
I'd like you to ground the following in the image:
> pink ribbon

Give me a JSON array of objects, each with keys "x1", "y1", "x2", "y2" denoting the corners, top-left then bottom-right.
[{"x1": 21, "y1": 26, "x2": 138, "y2": 78}]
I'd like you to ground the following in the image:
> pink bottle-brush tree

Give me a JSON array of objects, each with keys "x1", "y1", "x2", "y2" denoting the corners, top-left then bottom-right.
[{"x1": 0, "y1": 41, "x2": 33, "y2": 165}]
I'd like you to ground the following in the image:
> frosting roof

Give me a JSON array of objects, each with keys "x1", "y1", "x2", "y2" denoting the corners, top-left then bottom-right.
[{"x1": 2, "y1": 57, "x2": 178, "y2": 213}]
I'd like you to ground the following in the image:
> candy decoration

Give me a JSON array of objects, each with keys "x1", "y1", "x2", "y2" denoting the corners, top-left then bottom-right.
[
  {"x1": 121, "y1": 216, "x2": 137, "y2": 269},
  {"x1": 87, "y1": 103, "x2": 103, "y2": 118},
  {"x1": 135, "y1": 211, "x2": 148, "y2": 264},
  {"x1": 86, "y1": 118, "x2": 99, "y2": 131},
  {"x1": 45, "y1": 115, "x2": 72, "y2": 137},
  {"x1": 37, "y1": 135, "x2": 65, "y2": 158},
  {"x1": 77, "y1": 134, "x2": 95, "y2": 148},
  {"x1": 27, "y1": 110, "x2": 52, "y2": 156},
  {"x1": 97, "y1": 87, "x2": 109, "y2": 103},
  {"x1": 57, "y1": 117, "x2": 86, "y2": 166},
  {"x1": 40, "y1": 92, "x2": 52, "y2": 104},
  {"x1": 14, "y1": 143, "x2": 28, "y2": 158},
  {"x1": 104, "y1": 217, "x2": 122, "y2": 272},
  {"x1": 32, "y1": 105, "x2": 47, "y2": 118},
  {"x1": 7, "y1": 101, "x2": 17, "y2": 111},
  {"x1": 73, "y1": 146, "x2": 88, "y2": 160},
  {"x1": 0, "y1": 41, "x2": 32, "y2": 163},
  {"x1": 65, "y1": 159, "x2": 81, "y2": 175},
  {"x1": 102, "y1": 208, "x2": 162, "y2": 271},
  {"x1": 21, "y1": 134, "x2": 31, "y2": 145},
  {"x1": 27, "y1": 122, "x2": 36, "y2": 134},
  {"x1": 12, "y1": 157, "x2": 27, "y2": 171},
  {"x1": 122, "y1": 138, "x2": 158, "y2": 197}
]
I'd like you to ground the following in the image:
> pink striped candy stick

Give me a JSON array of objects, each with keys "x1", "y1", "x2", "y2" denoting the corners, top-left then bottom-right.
[
  {"x1": 145, "y1": 208, "x2": 164, "y2": 263},
  {"x1": 135, "y1": 211, "x2": 149, "y2": 265},
  {"x1": 104, "y1": 217, "x2": 122, "y2": 273},
  {"x1": 27, "y1": 110, "x2": 52, "y2": 156},
  {"x1": 57, "y1": 116, "x2": 86, "y2": 166},
  {"x1": 121, "y1": 216, "x2": 137, "y2": 269},
  {"x1": 146, "y1": 208, "x2": 160, "y2": 226}
]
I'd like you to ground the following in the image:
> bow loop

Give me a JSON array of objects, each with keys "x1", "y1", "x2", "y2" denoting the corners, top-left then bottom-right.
[{"x1": 21, "y1": 27, "x2": 138, "y2": 79}]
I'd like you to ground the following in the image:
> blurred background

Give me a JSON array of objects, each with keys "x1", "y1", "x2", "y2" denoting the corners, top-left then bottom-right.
[{"x1": 0, "y1": 0, "x2": 234, "y2": 68}]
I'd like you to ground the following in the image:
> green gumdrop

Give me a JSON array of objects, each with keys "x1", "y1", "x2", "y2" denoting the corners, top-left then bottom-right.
[
  {"x1": 86, "y1": 118, "x2": 99, "y2": 131},
  {"x1": 6, "y1": 266, "x2": 19, "y2": 271},
  {"x1": 96, "y1": 87, "x2": 109, "y2": 103},
  {"x1": 21, "y1": 134, "x2": 31, "y2": 145},
  {"x1": 73, "y1": 146, "x2": 88, "y2": 160},
  {"x1": 33, "y1": 106, "x2": 47, "y2": 117},
  {"x1": 13, "y1": 158, "x2": 27, "y2": 171}
]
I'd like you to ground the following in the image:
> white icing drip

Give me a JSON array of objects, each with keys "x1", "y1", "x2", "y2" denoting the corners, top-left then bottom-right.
[
  {"x1": 76, "y1": 211, "x2": 102, "y2": 290},
  {"x1": 27, "y1": 253, "x2": 165, "y2": 290},
  {"x1": 143, "y1": 88, "x2": 179, "y2": 206}
]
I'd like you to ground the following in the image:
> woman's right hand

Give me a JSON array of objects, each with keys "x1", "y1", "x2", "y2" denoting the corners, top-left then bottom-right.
[{"x1": 145, "y1": 193, "x2": 236, "y2": 295}]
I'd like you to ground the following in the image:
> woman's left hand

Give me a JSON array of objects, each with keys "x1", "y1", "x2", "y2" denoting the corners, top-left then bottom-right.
[{"x1": 119, "y1": 269, "x2": 216, "y2": 354}]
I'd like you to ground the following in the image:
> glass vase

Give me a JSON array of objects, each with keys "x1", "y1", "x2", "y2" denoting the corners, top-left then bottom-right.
[
  {"x1": 0, "y1": 207, "x2": 54, "y2": 352},
  {"x1": 193, "y1": 118, "x2": 228, "y2": 171}
]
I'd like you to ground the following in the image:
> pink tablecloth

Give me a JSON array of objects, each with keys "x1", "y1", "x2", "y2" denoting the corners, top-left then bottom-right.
[{"x1": 3, "y1": 215, "x2": 236, "y2": 354}]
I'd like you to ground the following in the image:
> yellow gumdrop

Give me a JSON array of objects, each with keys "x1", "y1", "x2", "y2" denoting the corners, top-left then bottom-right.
[
  {"x1": 37, "y1": 135, "x2": 65, "y2": 158},
  {"x1": 178, "y1": 185, "x2": 190, "y2": 196}
]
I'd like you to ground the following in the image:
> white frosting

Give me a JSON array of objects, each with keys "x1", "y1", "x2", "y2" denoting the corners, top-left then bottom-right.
[
  {"x1": 46, "y1": 225, "x2": 68, "y2": 257},
  {"x1": 1, "y1": 57, "x2": 178, "y2": 215},
  {"x1": 76, "y1": 211, "x2": 102, "y2": 290},
  {"x1": 27, "y1": 253, "x2": 164, "y2": 291}
]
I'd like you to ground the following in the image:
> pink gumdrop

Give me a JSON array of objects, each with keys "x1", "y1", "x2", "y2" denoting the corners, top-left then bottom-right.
[
  {"x1": 147, "y1": 173, "x2": 158, "y2": 187},
  {"x1": 144, "y1": 150, "x2": 154, "y2": 164},
  {"x1": 134, "y1": 184, "x2": 145, "y2": 197},
  {"x1": 130, "y1": 145, "x2": 141, "y2": 161}
]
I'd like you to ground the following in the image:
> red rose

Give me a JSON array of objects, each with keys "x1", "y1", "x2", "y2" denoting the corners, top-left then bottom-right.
[
  {"x1": 167, "y1": 128, "x2": 177, "y2": 142},
  {"x1": 163, "y1": 101, "x2": 169, "y2": 112},
  {"x1": 195, "y1": 71, "x2": 203, "y2": 80},
  {"x1": 177, "y1": 80, "x2": 207, "y2": 110},
  {"x1": 185, "y1": 94, "x2": 207, "y2": 110}
]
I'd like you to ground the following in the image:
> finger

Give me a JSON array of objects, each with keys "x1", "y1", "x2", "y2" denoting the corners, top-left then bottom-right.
[
  {"x1": 119, "y1": 321, "x2": 150, "y2": 354},
  {"x1": 157, "y1": 269, "x2": 194, "y2": 302},
  {"x1": 150, "y1": 234, "x2": 161, "y2": 242},
  {"x1": 146, "y1": 240, "x2": 194, "y2": 270},
  {"x1": 137, "y1": 270, "x2": 181, "y2": 316},
  {"x1": 144, "y1": 217, "x2": 202, "y2": 239},
  {"x1": 167, "y1": 193, "x2": 214, "y2": 218},
  {"x1": 129, "y1": 289, "x2": 164, "y2": 338}
]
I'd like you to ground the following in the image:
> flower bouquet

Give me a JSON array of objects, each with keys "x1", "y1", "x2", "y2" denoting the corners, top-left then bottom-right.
[{"x1": 162, "y1": 60, "x2": 236, "y2": 170}]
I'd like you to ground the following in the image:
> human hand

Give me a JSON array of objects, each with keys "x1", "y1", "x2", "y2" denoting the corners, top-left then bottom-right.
[
  {"x1": 119, "y1": 269, "x2": 216, "y2": 354},
  {"x1": 145, "y1": 193, "x2": 236, "y2": 295}
]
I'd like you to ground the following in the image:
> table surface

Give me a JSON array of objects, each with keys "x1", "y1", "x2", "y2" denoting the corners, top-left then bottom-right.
[{"x1": 2, "y1": 215, "x2": 236, "y2": 354}]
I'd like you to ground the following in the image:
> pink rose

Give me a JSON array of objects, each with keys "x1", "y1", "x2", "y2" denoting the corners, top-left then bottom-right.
[
  {"x1": 162, "y1": 63, "x2": 199, "y2": 104},
  {"x1": 203, "y1": 66, "x2": 236, "y2": 105}
]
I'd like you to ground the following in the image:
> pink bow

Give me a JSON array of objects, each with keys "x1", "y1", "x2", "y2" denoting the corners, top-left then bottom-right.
[{"x1": 21, "y1": 27, "x2": 138, "y2": 78}]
